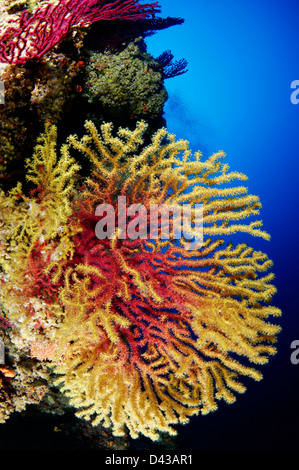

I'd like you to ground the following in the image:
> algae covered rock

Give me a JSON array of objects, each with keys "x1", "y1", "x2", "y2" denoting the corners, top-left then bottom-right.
[{"x1": 84, "y1": 38, "x2": 168, "y2": 128}]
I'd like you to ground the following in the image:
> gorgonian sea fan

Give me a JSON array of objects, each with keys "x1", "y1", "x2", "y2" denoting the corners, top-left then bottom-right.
[
  {"x1": 0, "y1": 121, "x2": 281, "y2": 440},
  {"x1": 0, "y1": 0, "x2": 160, "y2": 64},
  {"x1": 43, "y1": 121, "x2": 280, "y2": 440}
]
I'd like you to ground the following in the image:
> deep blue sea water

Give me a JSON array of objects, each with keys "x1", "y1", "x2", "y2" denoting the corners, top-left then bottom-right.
[{"x1": 145, "y1": 0, "x2": 299, "y2": 450}]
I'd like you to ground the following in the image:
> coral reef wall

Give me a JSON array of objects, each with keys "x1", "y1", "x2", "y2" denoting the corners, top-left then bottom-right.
[{"x1": 0, "y1": 0, "x2": 281, "y2": 449}]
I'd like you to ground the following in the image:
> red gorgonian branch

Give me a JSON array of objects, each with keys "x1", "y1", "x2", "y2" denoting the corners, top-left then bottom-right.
[{"x1": 0, "y1": 0, "x2": 160, "y2": 64}]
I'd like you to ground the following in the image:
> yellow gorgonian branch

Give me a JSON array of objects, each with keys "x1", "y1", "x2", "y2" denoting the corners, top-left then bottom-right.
[{"x1": 0, "y1": 123, "x2": 80, "y2": 349}]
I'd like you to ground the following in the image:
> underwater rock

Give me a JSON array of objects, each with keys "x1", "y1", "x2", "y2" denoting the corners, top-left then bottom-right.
[
  {"x1": 0, "y1": 330, "x2": 50, "y2": 423},
  {"x1": 0, "y1": 51, "x2": 82, "y2": 188},
  {"x1": 83, "y1": 38, "x2": 168, "y2": 130},
  {"x1": 0, "y1": 38, "x2": 170, "y2": 187}
]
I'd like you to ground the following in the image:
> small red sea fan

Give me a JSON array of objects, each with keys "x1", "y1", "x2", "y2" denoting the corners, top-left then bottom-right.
[{"x1": 0, "y1": 0, "x2": 160, "y2": 64}]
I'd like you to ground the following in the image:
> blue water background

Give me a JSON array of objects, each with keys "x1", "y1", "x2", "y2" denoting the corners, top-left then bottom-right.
[{"x1": 145, "y1": 0, "x2": 299, "y2": 450}]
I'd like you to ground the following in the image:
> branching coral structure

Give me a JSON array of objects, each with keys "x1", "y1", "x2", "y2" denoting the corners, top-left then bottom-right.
[{"x1": 0, "y1": 121, "x2": 281, "y2": 440}]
